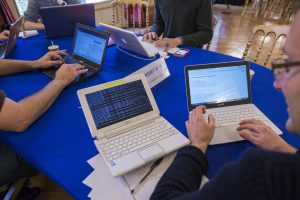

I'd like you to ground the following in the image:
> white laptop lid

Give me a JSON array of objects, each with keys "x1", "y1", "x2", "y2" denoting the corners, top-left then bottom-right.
[
  {"x1": 77, "y1": 74, "x2": 160, "y2": 138},
  {"x1": 185, "y1": 61, "x2": 251, "y2": 112},
  {"x1": 100, "y1": 23, "x2": 155, "y2": 57}
]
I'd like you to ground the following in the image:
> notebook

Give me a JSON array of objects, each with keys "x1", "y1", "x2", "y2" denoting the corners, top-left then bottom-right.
[
  {"x1": 185, "y1": 61, "x2": 282, "y2": 145},
  {"x1": 0, "y1": 17, "x2": 23, "y2": 59},
  {"x1": 42, "y1": 23, "x2": 109, "y2": 85},
  {"x1": 78, "y1": 74, "x2": 190, "y2": 176}
]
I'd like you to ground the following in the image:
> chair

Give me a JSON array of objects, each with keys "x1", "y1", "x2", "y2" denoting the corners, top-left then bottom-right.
[
  {"x1": 111, "y1": 0, "x2": 151, "y2": 32},
  {"x1": 242, "y1": 25, "x2": 289, "y2": 68},
  {"x1": 263, "y1": 0, "x2": 291, "y2": 19},
  {"x1": 242, "y1": 0, "x2": 265, "y2": 17},
  {"x1": 204, "y1": 15, "x2": 218, "y2": 51}
]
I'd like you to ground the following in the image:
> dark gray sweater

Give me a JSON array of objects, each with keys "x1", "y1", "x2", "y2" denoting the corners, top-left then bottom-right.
[
  {"x1": 151, "y1": 146, "x2": 300, "y2": 200},
  {"x1": 150, "y1": 0, "x2": 213, "y2": 48}
]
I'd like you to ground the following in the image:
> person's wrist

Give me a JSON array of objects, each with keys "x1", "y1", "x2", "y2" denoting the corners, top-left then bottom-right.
[
  {"x1": 191, "y1": 142, "x2": 208, "y2": 153},
  {"x1": 175, "y1": 37, "x2": 182, "y2": 46},
  {"x1": 53, "y1": 78, "x2": 69, "y2": 88},
  {"x1": 31, "y1": 60, "x2": 41, "y2": 69}
]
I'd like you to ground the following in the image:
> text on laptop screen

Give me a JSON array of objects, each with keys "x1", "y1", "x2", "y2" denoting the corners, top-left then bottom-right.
[
  {"x1": 85, "y1": 80, "x2": 153, "y2": 129},
  {"x1": 73, "y1": 28, "x2": 106, "y2": 65},
  {"x1": 188, "y1": 65, "x2": 249, "y2": 106}
]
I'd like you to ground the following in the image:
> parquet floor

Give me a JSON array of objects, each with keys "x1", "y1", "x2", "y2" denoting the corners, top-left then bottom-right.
[
  {"x1": 210, "y1": 3, "x2": 291, "y2": 68},
  {"x1": 33, "y1": 3, "x2": 292, "y2": 200}
]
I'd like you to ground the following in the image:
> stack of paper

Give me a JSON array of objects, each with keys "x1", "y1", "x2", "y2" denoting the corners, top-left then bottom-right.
[{"x1": 83, "y1": 152, "x2": 209, "y2": 200}]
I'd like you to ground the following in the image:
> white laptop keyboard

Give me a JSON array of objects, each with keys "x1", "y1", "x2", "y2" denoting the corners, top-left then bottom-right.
[
  {"x1": 205, "y1": 105, "x2": 267, "y2": 128},
  {"x1": 98, "y1": 118, "x2": 178, "y2": 162}
]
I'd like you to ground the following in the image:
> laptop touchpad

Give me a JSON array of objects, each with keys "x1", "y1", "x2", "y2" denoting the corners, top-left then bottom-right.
[{"x1": 139, "y1": 144, "x2": 164, "y2": 161}]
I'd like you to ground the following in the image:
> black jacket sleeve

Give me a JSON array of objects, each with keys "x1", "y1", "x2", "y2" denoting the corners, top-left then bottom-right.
[
  {"x1": 181, "y1": 0, "x2": 213, "y2": 47},
  {"x1": 150, "y1": 146, "x2": 208, "y2": 200},
  {"x1": 151, "y1": 147, "x2": 300, "y2": 200}
]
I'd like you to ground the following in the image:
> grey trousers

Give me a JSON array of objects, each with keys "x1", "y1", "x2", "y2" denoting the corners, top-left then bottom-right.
[{"x1": 0, "y1": 142, "x2": 37, "y2": 186}]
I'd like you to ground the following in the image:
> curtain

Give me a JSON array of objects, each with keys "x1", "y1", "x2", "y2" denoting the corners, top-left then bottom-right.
[{"x1": 0, "y1": 0, "x2": 16, "y2": 23}]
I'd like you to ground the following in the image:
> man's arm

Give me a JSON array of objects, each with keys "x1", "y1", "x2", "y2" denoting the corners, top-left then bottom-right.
[
  {"x1": 0, "y1": 51, "x2": 65, "y2": 76},
  {"x1": 0, "y1": 30, "x2": 10, "y2": 41},
  {"x1": 181, "y1": 0, "x2": 213, "y2": 47},
  {"x1": 0, "y1": 64, "x2": 87, "y2": 132},
  {"x1": 23, "y1": 21, "x2": 45, "y2": 31},
  {"x1": 23, "y1": 0, "x2": 44, "y2": 30}
]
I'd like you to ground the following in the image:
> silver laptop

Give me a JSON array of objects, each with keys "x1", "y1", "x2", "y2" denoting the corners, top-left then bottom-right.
[
  {"x1": 78, "y1": 74, "x2": 189, "y2": 176},
  {"x1": 0, "y1": 17, "x2": 23, "y2": 59},
  {"x1": 100, "y1": 23, "x2": 158, "y2": 58},
  {"x1": 185, "y1": 61, "x2": 282, "y2": 145}
]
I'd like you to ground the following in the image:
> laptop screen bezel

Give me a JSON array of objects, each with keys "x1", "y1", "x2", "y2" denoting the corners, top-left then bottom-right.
[
  {"x1": 70, "y1": 23, "x2": 110, "y2": 69},
  {"x1": 77, "y1": 74, "x2": 160, "y2": 138},
  {"x1": 184, "y1": 61, "x2": 252, "y2": 111}
]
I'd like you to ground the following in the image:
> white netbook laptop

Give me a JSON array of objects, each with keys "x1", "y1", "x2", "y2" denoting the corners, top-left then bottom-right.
[
  {"x1": 78, "y1": 74, "x2": 189, "y2": 176},
  {"x1": 185, "y1": 61, "x2": 282, "y2": 145},
  {"x1": 0, "y1": 17, "x2": 23, "y2": 59},
  {"x1": 100, "y1": 23, "x2": 159, "y2": 58}
]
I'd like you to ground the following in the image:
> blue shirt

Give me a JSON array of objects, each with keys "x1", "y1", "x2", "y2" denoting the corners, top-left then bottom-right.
[{"x1": 24, "y1": 0, "x2": 81, "y2": 22}]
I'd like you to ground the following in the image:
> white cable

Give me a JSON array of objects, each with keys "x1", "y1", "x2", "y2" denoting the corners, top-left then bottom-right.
[{"x1": 116, "y1": 46, "x2": 158, "y2": 61}]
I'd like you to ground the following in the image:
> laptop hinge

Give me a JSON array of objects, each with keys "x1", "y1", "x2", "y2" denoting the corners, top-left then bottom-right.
[{"x1": 99, "y1": 114, "x2": 160, "y2": 140}]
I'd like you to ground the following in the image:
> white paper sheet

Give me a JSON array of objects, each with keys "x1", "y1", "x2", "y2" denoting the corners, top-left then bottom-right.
[
  {"x1": 82, "y1": 170, "x2": 100, "y2": 189},
  {"x1": 84, "y1": 152, "x2": 209, "y2": 200},
  {"x1": 84, "y1": 154, "x2": 134, "y2": 200},
  {"x1": 19, "y1": 30, "x2": 38, "y2": 38}
]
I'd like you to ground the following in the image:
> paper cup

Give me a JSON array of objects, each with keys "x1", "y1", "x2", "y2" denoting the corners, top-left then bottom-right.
[{"x1": 48, "y1": 45, "x2": 59, "y2": 52}]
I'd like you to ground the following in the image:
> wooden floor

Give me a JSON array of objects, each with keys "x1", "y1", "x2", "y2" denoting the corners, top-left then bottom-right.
[{"x1": 32, "y1": 3, "x2": 291, "y2": 200}]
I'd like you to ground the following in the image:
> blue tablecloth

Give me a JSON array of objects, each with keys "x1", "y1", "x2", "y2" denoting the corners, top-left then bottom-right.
[{"x1": 1, "y1": 32, "x2": 300, "y2": 199}]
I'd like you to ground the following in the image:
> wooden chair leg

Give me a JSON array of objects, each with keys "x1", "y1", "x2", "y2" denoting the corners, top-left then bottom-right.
[{"x1": 242, "y1": 0, "x2": 250, "y2": 16}]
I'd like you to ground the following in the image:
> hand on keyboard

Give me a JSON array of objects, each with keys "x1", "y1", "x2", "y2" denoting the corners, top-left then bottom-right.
[
  {"x1": 34, "y1": 50, "x2": 67, "y2": 69},
  {"x1": 54, "y1": 64, "x2": 88, "y2": 86},
  {"x1": 186, "y1": 106, "x2": 216, "y2": 153},
  {"x1": 155, "y1": 37, "x2": 182, "y2": 51},
  {"x1": 142, "y1": 32, "x2": 158, "y2": 43},
  {"x1": 237, "y1": 119, "x2": 297, "y2": 154}
]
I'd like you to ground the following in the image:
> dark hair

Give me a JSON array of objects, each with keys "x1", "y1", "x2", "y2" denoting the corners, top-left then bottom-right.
[{"x1": 294, "y1": 0, "x2": 300, "y2": 13}]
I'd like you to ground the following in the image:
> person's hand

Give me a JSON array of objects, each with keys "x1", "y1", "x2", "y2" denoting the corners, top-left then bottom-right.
[
  {"x1": 33, "y1": 51, "x2": 67, "y2": 69},
  {"x1": 142, "y1": 32, "x2": 158, "y2": 43},
  {"x1": 155, "y1": 37, "x2": 182, "y2": 51},
  {"x1": 237, "y1": 119, "x2": 297, "y2": 154},
  {"x1": 54, "y1": 64, "x2": 88, "y2": 87},
  {"x1": 185, "y1": 106, "x2": 216, "y2": 153},
  {"x1": 0, "y1": 30, "x2": 10, "y2": 41}
]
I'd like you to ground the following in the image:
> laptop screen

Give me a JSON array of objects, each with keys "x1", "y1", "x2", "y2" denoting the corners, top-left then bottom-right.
[
  {"x1": 85, "y1": 80, "x2": 153, "y2": 129},
  {"x1": 73, "y1": 28, "x2": 107, "y2": 65},
  {"x1": 188, "y1": 64, "x2": 249, "y2": 107}
]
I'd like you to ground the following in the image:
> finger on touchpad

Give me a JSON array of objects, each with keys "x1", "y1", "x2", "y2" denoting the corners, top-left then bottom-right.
[{"x1": 138, "y1": 144, "x2": 164, "y2": 161}]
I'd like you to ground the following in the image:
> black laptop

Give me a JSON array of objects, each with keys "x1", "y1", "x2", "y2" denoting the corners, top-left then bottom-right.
[
  {"x1": 40, "y1": 3, "x2": 95, "y2": 38},
  {"x1": 42, "y1": 23, "x2": 110, "y2": 85}
]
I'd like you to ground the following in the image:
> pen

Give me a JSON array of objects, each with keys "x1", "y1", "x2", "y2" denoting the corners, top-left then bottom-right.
[{"x1": 130, "y1": 157, "x2": 164, "y2": 194}]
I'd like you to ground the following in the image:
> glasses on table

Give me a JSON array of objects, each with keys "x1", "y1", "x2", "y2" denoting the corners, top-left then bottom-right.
[{"x1": 271, "y1": 58, "x2": 300, "y2": 81}]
